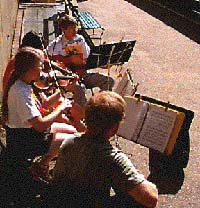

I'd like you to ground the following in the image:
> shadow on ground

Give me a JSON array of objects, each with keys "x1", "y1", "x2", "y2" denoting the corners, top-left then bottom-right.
[
  {"x1": 133, "y1": 95, "x2": 194, "y2": 195},
  {"x1": 126, "y1": 0, "x2": 200, "y2": 44},
  {"x1": 147, "y1": 167, "x2": 185, "y2": 195},
  {"x1": 77, "y1": 0, "x2": 88, "y2": 2}
]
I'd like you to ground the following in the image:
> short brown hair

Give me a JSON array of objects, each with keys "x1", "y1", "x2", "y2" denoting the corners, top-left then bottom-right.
[
  {"x1": 59, "y1": 15, "x2": 77, "y2": 30},
  {"x1": 85, "y1": 91, "x2": 126, "y2": 134}
]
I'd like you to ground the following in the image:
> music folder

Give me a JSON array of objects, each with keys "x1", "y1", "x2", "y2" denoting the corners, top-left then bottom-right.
[{"x1": 117, "y1": 96, "x2": 185, "y2": 155}]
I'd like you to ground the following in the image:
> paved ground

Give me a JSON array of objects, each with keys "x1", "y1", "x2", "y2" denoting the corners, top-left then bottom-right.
[
  {"x1": 0, "y1": 0, "x2": 199, "y2": 207},
  {"x1": 78, "y1": 0, "x2": 200, "y2": 207}
]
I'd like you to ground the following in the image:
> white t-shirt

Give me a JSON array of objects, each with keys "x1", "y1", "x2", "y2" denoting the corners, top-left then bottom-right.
[
  {"x1": 46, "y1": 34, "x2": 90, "y2": 59},
  {"x1": 7, "y1": 80, "x2": 41, "y2": 128}
]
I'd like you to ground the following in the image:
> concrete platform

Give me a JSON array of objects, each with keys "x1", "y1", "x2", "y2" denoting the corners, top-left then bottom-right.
[{"x1": 78, "y1": 0, "x2": 200, "y2": 207}]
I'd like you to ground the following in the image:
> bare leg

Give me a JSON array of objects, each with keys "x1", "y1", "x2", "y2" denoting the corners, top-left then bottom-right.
[
  {"x1": 30, "y1": 124, "x2": 76, "y2": 180},
  {"x1": 38, "y1": 132, "x2": 76, "y2": 166}
]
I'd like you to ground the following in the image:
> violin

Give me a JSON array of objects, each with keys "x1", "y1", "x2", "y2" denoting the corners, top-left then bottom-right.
[
  {"x1": 32, "y1": 59, "x2": 80, "y2": 90},
  {"x1": 47, "y1": 54, "x2": 86, "y2": 78},
  {"x1": 43, "y1": 59, "x2": 77, "y2": 77},
  {"x1": 32, "y1": 75, "x2": 77, "y2": 90}
]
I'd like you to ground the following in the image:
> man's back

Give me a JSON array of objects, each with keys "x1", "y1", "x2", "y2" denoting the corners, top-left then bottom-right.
[
  {"x1": 47, "y1": 91, "x2": 158, "y2": 208},
  {"x1": 53, "y1": 134, "x2": 115, "y2": 196},
  {"x1": 52, "y1": 133, "x2": 145, "y2": 207}
]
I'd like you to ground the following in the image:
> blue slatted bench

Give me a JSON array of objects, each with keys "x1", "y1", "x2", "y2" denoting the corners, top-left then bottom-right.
[
  {"x1": 78, "y1": 11, "x2": 102, "y2": 29},
  {"x1": 64, "y1": 1, "x2": 104, "y2": 45},
  {"x1": 77, "y1": 11, "x2": 104, "y2": 44}
]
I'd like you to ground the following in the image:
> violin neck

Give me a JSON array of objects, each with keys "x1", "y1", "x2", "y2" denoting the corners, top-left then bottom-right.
[{"x1": 51, "y1": 61, "x2": 72, "y2": 76}]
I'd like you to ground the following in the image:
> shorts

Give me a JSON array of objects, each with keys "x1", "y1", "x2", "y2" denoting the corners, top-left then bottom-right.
[{"x1": 5, "y1": 126, "x2": 52, "y2": 160}]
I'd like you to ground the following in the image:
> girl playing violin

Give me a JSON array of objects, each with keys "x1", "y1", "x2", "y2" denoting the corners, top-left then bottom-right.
[
  {"x1": 3, "y1": 30, "x2": 85, "y2": 132},
  {"x1": 1, "y1": 47, "x2": 81, "y2": 181}
]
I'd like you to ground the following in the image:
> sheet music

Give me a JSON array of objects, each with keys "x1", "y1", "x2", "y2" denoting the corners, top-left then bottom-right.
[
  {"x1": 117, "y1": 97, "x2": 148, "y2": 142},
  {"x1": 137, "y1": 104, "x2": 177, "y2": 152},
  {"x1": 115, "y1": 72, "x2": 135, "y2": 96}
]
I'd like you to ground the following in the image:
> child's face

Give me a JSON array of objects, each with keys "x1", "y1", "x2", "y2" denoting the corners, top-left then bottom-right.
[
  {"x1": 30, "y1": 60, "x2": 44, "y2": 81},
  {"x1": 63, "y1": 24, "x2": 77, "y2": 40}
]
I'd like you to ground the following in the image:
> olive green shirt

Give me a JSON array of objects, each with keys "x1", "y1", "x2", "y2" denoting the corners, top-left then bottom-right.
[{"x1": 52, "y1": 134, "x2": 145, "y2": 204}]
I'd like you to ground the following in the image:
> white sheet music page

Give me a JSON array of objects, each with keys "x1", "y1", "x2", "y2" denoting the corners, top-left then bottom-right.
[
  {"x1": 117, "y1": 97, "x2": 149, "y2": 142},
  {"x1": 115, "y1": 72, "x2": 135, "y2": 97},
  {"x1": 114, "y1": 72, "x2": 128, "y2": 96},
  {"x1": 137, "y1": 104, "x2": 177, "y2": 152}
]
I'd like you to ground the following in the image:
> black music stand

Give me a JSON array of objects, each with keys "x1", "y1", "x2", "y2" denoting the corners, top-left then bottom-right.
[
  {"x1": 86, "y1": 40, "x2": 136, "y2": 70},
  {"x1": 134, "y1": 94, "x2": 194, "y2": 194}
]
